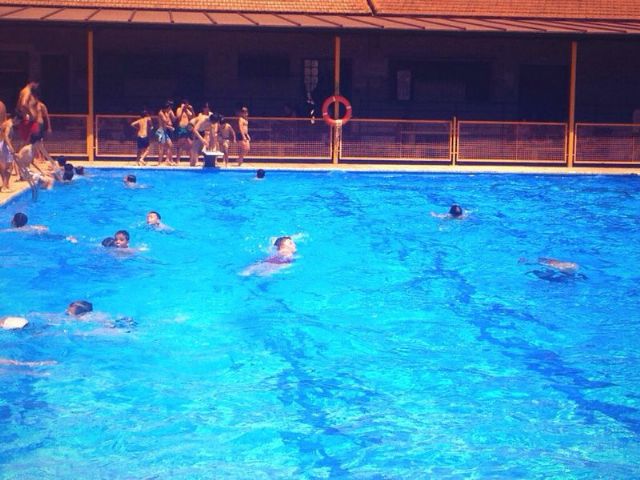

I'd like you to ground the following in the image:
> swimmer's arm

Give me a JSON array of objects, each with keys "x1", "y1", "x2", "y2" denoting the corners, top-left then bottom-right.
[
  {"x1": 208, "y1": 122, "x2": 216, "y2": 140},
  {"x1": 193, "y1": 123, "x2": 207, "y2": 145},
  {"x1": 430, "y1": 212, "x2": 448, "y2": 218}
]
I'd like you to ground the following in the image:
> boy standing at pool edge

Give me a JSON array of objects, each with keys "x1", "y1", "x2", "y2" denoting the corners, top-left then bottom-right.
[{"x1": 131, "y1": 110, "x2": 153, "y2": 166}]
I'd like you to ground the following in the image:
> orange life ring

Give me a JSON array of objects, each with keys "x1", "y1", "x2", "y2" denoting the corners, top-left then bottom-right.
[{"x1": 321, "y1": 95, "x2": 353, "y2": 127}]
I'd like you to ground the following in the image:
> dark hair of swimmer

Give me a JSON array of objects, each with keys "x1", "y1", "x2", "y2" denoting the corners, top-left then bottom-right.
[
  {"x1": 57, "y1": 156, "x2": 67, "y2": 167},
  {"x1": 67, "y1": 300, "x2": 93, "y2": 317},
  {"x1": 64, "y1": 163, "x2": 74, "y2": 172},
  {"x1": 11, "y1": 212, "x2": 28, "y2": 228},
  {"x1": 75, "y1": 166, "x2": 85, "y2": 175},
  {"x1": 256, "y1": 169, "x2": 265, "y2": 179},
  {"x1": 125, "y1": 174, "x2": 136, "y2": 183},
  {"x1": 274, "y1": 236, "x2": 292, "y2": 249},
  {"x1": 62, "y1": 170, "x2": 74, "y2": 182},
  {"x1": 101, "y1": 237, "x2": 115, "y2": 247},
  {"x1": 148, "y1": 210, "x2": 161, "y2": 220},
  {"x1": 449, "y1": 204, "x2": 463, "y2": 218},
  {"x1": 141, "y1": 109, "x2": 149, "y2": 118},
  {"x1": 115, "y1": 230, "x2": 130, "y2": 241},
  {"x1": 208, "y1": 113, "x2": 216, "y2": 122},
  {"x1": 164, "y1": 100, "x2": 174, "y2": 109}
]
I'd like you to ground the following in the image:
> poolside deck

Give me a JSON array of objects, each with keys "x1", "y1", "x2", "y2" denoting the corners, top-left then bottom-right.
[{"x1": 2, "y1": 160, "x2": 639, "y2": 206}]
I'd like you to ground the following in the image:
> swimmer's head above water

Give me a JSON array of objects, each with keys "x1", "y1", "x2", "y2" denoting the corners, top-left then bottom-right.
[
  {"x1": 101, "y1": 236, "x2": 115, "y2": 247},
  {"x1": 114, "y1": 230, "x2": 130, "y2": 248},
  {"x1": 274, "y1": 236, "x2": 296, "y2": 256},
  {"x1": 66, "y1": 300, "x2": 93, "y2": 317},
  {"x1": 11, "y1": 212, "x2": 28, "y2": 228},
  {"x1": 449, "y1": 204, "x2": 463, "y2": 218},
  {"x1": 146, "y1": 211, "x2": 161, "y2": 226}
]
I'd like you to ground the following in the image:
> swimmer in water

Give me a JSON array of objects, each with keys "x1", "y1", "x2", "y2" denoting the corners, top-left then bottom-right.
[
  {"x1": 101, "y1": 236, "x2": 116, "y2": 247},
  {"x1": 4, "y1": 212, "x2": 77, "y2": 242},
  {"x1": 9, "y1": 212, "x2": 46, "y2": 231},
  {"x1": 66, "y1": 300, "x2": 93, "y2": 318},
  {"x1": 266, "y1": 236, "x2": 296, "y2": 264},
  {"x1": 431, "y1": 204, "x2": 466, "y2": 219},
  {"x1": 145, "y1": 211, "x2": 172, "y2": 232},
  {"x1": 241, "y1": 234, "x2": 300, "y2": 276},
  {"x1": 519, "y1": 257, "x2": 587, "y2": 281},
  {"x1": 113, "y1": 230, "x2": 130, "y2": 249}
]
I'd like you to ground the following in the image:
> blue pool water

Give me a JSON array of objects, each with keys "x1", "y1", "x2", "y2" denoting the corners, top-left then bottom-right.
[{"x1": 1, "y1": 169, "x2": 640, "y2": 478}]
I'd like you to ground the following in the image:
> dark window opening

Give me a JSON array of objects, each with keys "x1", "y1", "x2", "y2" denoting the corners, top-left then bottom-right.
[
  {"x1": 518, "y1": 65, "x2": 568, "y2": 121},
  {"x1": 239, "y1": 55, "x2": 290, "y2": 78},
  {"x1": 0, "y1": 51, "x2": 29, "y2": 110},
  {"x1": 96, "y1": 52, "x2": 204, "y2": 113},
  {"x1": 391, "y1": 60, "x2": 491, "y2": 103}
]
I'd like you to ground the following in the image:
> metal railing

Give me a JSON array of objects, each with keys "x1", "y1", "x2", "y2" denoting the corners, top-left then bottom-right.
[
  {"x1": 96, "y1": 114, "x2": 139, "y2": 158},
  {"x1": 22, "y1": 114, "x2": 640, "y2": 168},
  {"x1": 575, "y1": 123, "x2": 640, "y2": 165},
  {"x1": 238, "y1": 117, "x2": 330, "y2": 161},
  {"x1": 96, "y1": 115, "x2": 331, "y2": 161},
  {"x1": 340, "y1": 119, "x2": 452, "y2": 163},
  {"x1": 456, "y1": 121, "x2": 567, "y2": 164},
  {"x1": 11, "y1": 114, "x2": 88, "y2": 157}
]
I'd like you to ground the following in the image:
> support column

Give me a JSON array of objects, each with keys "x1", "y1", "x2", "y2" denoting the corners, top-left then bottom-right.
[
  {"x1": 332, "y1": 35, "x2": 341, "y2": 165},
  {"x1": 567, "y1": 40, "x2": 577, "y2": 168},
  {"x1": 87, "y1": 29, "x2": 95, "y2": 162}
]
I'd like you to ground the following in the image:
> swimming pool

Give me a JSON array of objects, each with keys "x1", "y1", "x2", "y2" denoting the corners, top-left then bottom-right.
[{"x1": 1, "y1": 170, "x2": 639, "y2": 478}]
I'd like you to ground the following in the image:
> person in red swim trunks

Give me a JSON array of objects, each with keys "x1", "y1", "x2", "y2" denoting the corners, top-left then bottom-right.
[{"x1": 241, "y1": 234, "x2": 302, "y2": 276}]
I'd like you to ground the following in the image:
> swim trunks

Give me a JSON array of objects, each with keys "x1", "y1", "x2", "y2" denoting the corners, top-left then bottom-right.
[
  {"x1": 265, "y1": 254, "x2": 293, "y2": 265},
  {"x1": 137, "y1": 136, "x2": 150, "y2": 150},
  {"x1": 156, "y1": 128, "x2": 171, "y2": 144},
  {"x1": 18, "y1": 119, "x2": 32, "y2": 142},
  {"x1": 29, "y1": 122, "x2": 44, "y2": 144},
  {"x1": 0, "y1": 140, "x2": 13, "y2": 164},
  {"x1": 176, "y1": 126, "x2": 191, "y2": 139}
]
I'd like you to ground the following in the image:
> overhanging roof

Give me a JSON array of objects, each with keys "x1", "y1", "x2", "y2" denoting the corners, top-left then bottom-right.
[
  {"x1": 371, "y1": 0, "x2": 640, "y2": 21},
  {"x1": 2, "y1": 3, "x2": 640, "y2": 34}
]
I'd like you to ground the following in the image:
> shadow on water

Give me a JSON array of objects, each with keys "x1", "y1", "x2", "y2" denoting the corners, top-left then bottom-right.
[
  {"x1": 235, "y1": 282, "x2": 384, "y2": 476},
  {"x1": 440, "y1": 259, "x2": 640, "y2": 435}
]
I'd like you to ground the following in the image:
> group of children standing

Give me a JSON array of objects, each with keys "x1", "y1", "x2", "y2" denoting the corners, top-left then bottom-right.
[
  {"x1": 131, "y1": 100, "x2": 251, "y2": 167},
  {"x1": 0, "y1": 81, "x2": 60, "y2": 197}
]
